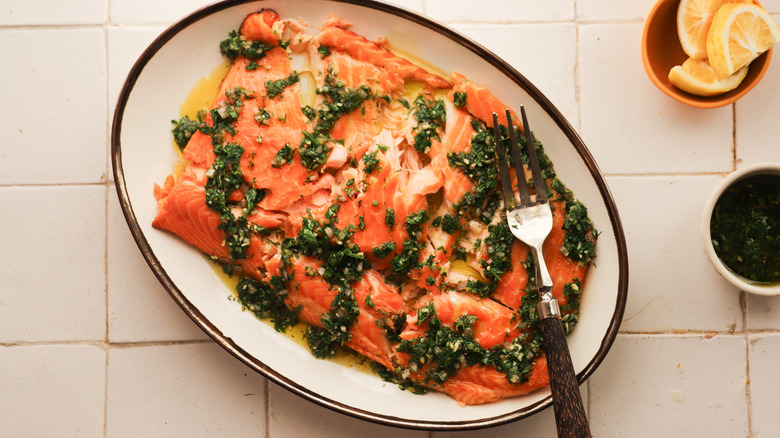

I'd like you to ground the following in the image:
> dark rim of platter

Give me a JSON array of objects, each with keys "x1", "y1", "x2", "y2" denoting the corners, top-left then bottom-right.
[{"x1": 111, "y1": 0, "x2": 629, "y2": 431}]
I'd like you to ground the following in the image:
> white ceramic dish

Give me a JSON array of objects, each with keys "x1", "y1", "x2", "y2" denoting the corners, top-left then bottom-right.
[
  {"x1": 112, "y1": 0, "x2": 628, "y2": 430},
  {"x1": 701, "y1": 163, "x2": 780, "y2": 296}
]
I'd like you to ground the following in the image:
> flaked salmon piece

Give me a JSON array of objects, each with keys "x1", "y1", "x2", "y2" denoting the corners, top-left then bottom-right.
[
  {"x1": 543, "y1": 199, "x2": 588, "y2": 308},
  {"x1": 441, "y1": 355, "x2": 549, "y2": 405},
  {"x1": 316, "y1": 17, "x2": 451, "y2": 91},
  {"x1": 153, "y1": 166, "x2": 226, "y2": 258},
  {"x1": 284, "y1": 256, "x2": 405, "y2": 368},
  {"x1": 152, "y1": 165, "x2": 280, "y2": 278},
  {"x1": 239, "y1": 9, "x2": 285, "y2": 45},
  {"x1": 335, "y1": 134, "x2": 436, "y2": 270},
  {"x1": 451, "y1": 72, "x2": 519, "y2": 129},
  {"x1": 491, "y1": 240, "x2": 531, "y2": 309},
  {"x1": 429, "y1": 97, "x2": 475, "y2": 207}
]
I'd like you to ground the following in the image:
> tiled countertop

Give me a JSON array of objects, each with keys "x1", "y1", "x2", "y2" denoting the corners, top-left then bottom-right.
[{"x1": 3, "y1": 0, "x2": 780, "y2": 436}]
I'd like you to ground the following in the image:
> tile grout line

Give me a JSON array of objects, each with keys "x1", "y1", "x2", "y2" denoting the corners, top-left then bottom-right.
[
  {"x1": 103, "y1": 4, "x2": 113, "y2": 436},
  {"x1": 743, "y1": 292, "x2": 754, "y2": 437}
]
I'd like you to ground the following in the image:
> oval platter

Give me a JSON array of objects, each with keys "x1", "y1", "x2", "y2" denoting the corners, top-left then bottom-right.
[{"x1": 112, "y1": 0, "x2": 629, "y2": 430}]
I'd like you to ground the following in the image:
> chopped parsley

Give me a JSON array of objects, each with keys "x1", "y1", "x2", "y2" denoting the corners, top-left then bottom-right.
[
  {"x1": 411, "y1": 94, "x2": 446, "y2": 153},
  {"x1": 394, "y1": 303, "x2": 540, "y2": 385},
  {"x1": 219, "y1": 30, "x2": 274, "y2": 61},
  {"x1": 254, "y1": 108, "x2": 272, "y2": 125},
  {"x1": 296, "y1": 68, "x2": 375, "y2": 171},
  {"x1": 447, "y1": 121, "x2": 500, "y2": 223},
  {"x1": 362, "y1": 150, "x2": 380, "y2": 174},
  {"x1": 236, "y1": 276, "x2": 299, "y2": 332},
  {"x1": 170, "y1": 115, "x2": 200, "y2": 150},
  {"x1": 317, "y1": 45, "x2": 332, "y2": 58},
  {"x1": 265, "y1": 71, "x2": 300, "y2": 99},
  {"x1": 385, "y1": 208, "x2": 395, "y2": 227},
  {"x1": 372, "y1": 241, "x2": 397, "y2": 259},
  {"x1": 453, "y1": 91, "x2": 467, "y2": 108},
  {"x1": 271, "y1": 144, "x2": 296, "y2": 168}
]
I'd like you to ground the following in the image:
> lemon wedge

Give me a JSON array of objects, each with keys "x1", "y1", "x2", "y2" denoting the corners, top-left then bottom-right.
[
  {"x1": 677, "y1": 0, "x2": 753, "y2": 59},
  {"x1": 707, "y1": 3, "x2": 780, "y2": 78},
  {"x1": 668, "y1": 57, "x2": 748, "y2": 96}
]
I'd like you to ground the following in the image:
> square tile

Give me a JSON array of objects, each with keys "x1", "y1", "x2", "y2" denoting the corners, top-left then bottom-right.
[
  {"x1": 0, "y1": 185, "x2": 106, "y2": 342},
  {"x1": 577, "y1": 0, "x2": 658, "y2": 21},
  {"x1": 606, "y1": 175, "x2": 744, "y2": 332},
  {"x1": 735, "y1": 62, "x2": 780, "y2": 166},
  {"x1": 107, "y1": 26, "x2": 168, "y2": 115},
  {"x1": 451, "y1": 23, "x2": 579, "y2": 125},
  {"x1": 589, "y1": 334, "x2": 748, "y2": 437},
  {"x1": 110, "y1": 0, "x2": 212, "y2": 25},
  {"x1": 268, "y1": 383, "x2": 428, "y2": 438},
  {"x1": 579, "y1": 23, "x2": 734, "y2": 174},
  {"x1": 426, "y1": 0, "x2": 575, "y2": 22},
  {"x1": 748, "y1": 333, "x2": 780, "y2": 436},
  {"x1": 107, "y1": 343, "x2": 267, "y2": 436},
  {"x1": 0, "y1": 345, "x2": 105, "y2": 437},
  {"x1": 0, "y1": 0, "x2": 107, "y2": 25},
  {"x1": 0, "y1": 28, "x2": 107, "y2": 185},
  {"x1": 746, "y1": 294, "x2": 780, "y2": 330},
  {"x1": 108, "y1": 190, "x2": 209, "y2": 342}
]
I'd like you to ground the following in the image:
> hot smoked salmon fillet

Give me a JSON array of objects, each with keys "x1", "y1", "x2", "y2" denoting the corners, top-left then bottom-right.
[{"x1": 153, "y1": 9, "x2": 597, "y2": 406}]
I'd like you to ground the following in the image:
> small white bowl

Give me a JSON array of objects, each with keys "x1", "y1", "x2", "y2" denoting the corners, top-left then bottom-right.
[{"x1": 701, "y1": 163, "x2": 780, "y2": 295}]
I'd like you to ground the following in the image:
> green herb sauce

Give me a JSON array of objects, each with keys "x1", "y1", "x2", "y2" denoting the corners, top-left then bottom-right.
[{"x1": 710, "y1": 174, "x2": 780, "y2": 283}]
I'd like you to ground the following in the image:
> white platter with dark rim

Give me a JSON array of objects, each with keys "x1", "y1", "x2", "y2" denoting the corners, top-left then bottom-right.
[{"x1": 112, "y1": 0, "x2": 628, "y2": 430}]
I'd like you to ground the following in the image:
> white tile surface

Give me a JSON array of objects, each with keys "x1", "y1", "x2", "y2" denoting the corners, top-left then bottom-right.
[
  {"x1": 107, "y1": 26, "x2": 169, "y2": 115},
  {"x1": 106, "y1": 343, "x2": 267, "y2": 436},
  {"x1": 268, "y1": 384, "x2": 428, "y2": 438},
  {"x1": 426, "y1": 0, "x2": 575, "y2": 22},
  {"x1": 110, "y1": 0, "x2": 212, "y2": 25},
  {"x1": 0, "y1": 0, "x2": 108, "y2": 25},
  {"x1": 749, "y1": 333, "x2": 780, "y2": 436},
  {"x1": 0, "y1": 185, "x2": 106, "y2": 342},
  {"x1": 0, "y1": 345, "x2": 105, "y2": 437},
  {"x1": 576, "y1": 0, "x2": 658, "y2": 21},
  {"x1": 6, "y1": 1, "x2": 780, "y2": 436},
  {"x1": 0, "y1": 28, "x2": 107, "y2": 185},
  {"x1": 747, "y1": 294, "x2": 780, "y2": 330},
  {"x1": 107, "y1": 191, "x2": 209, "y2": 342},
  {"x1": 579, "y1": 23, "x2": 734, "y2": 175},
  {"x1": 589, "y1": 334, "x2": 748, "y2": 437},
  {"x1": 607, "y1": 175, "x2": 744, "y2": 333},
  {"x1": 735, "y1": 62, "x2": 780, "y2": 166}
]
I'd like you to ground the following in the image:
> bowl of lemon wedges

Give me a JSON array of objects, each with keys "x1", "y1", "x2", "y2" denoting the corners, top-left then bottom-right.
[{"x1": 642, "y1": 0, "x2": 779, "y2": 108}]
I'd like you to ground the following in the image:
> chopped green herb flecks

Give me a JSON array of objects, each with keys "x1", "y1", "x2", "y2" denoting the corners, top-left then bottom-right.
[
  {"x1": 236, "y1": 276, "x2": 299, "y2": 332},
  {"x1": 362, "y1": 150, "x2": 380, "y2": 174},
  {"x1": 411, "y1": 94, "x2": 446, "y2": 153},
  {"x1": 171, "y1": 115, "x2": 200, "y2": 150},
  {"x1": 453, "y1": 91, "x2": 467, "y2": 108},
  {"x1": 385, "y1": 208, "x2": 395, "y2": 227},
  {"x1": 266, "y1": 71, "x2": 300, "y2": 98},
  {"x1": 710, "y1": 174, "x2": 780, "y2": 282},
  {"x1": 271, "y1": 144, "x2": 296, "y2": 168},
  {"x1": 317, "y1": 45, "x2": 331, "y2": 58},
  {"x1": 220, "y1": 30, "x2": 274, "y2": 61},
  {"x1": 372, "y1": 241, "x2": 397, "y2": 259}
]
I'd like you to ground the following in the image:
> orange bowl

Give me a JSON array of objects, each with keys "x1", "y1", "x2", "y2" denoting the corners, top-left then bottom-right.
[{"x1": 641, "y1": 0, "x2": 773, "y2": 108}]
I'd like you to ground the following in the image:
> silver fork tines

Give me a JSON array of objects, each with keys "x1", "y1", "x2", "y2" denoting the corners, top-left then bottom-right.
[{"x1": 492, "y1": 106, "x2": 556, "y2": 316}]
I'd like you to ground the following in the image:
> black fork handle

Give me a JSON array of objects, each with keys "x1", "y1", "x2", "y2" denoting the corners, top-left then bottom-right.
[{"x1": 540, "y1": 315, "x2": 592, "y2": 438}]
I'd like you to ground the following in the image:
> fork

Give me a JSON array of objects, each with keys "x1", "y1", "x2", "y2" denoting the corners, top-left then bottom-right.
[{"x1": 493, "y1": 107, "x2": 591, "y2": 438}]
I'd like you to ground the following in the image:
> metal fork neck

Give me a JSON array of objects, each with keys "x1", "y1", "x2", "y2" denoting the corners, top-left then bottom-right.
[{"x1": 537, "y1": 286, "x2": 561, "y2": 319}]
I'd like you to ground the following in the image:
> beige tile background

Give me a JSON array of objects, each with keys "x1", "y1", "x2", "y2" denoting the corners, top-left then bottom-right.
[{"x1": 2, "y1": 0, "x2": 779, "y2": 436}]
